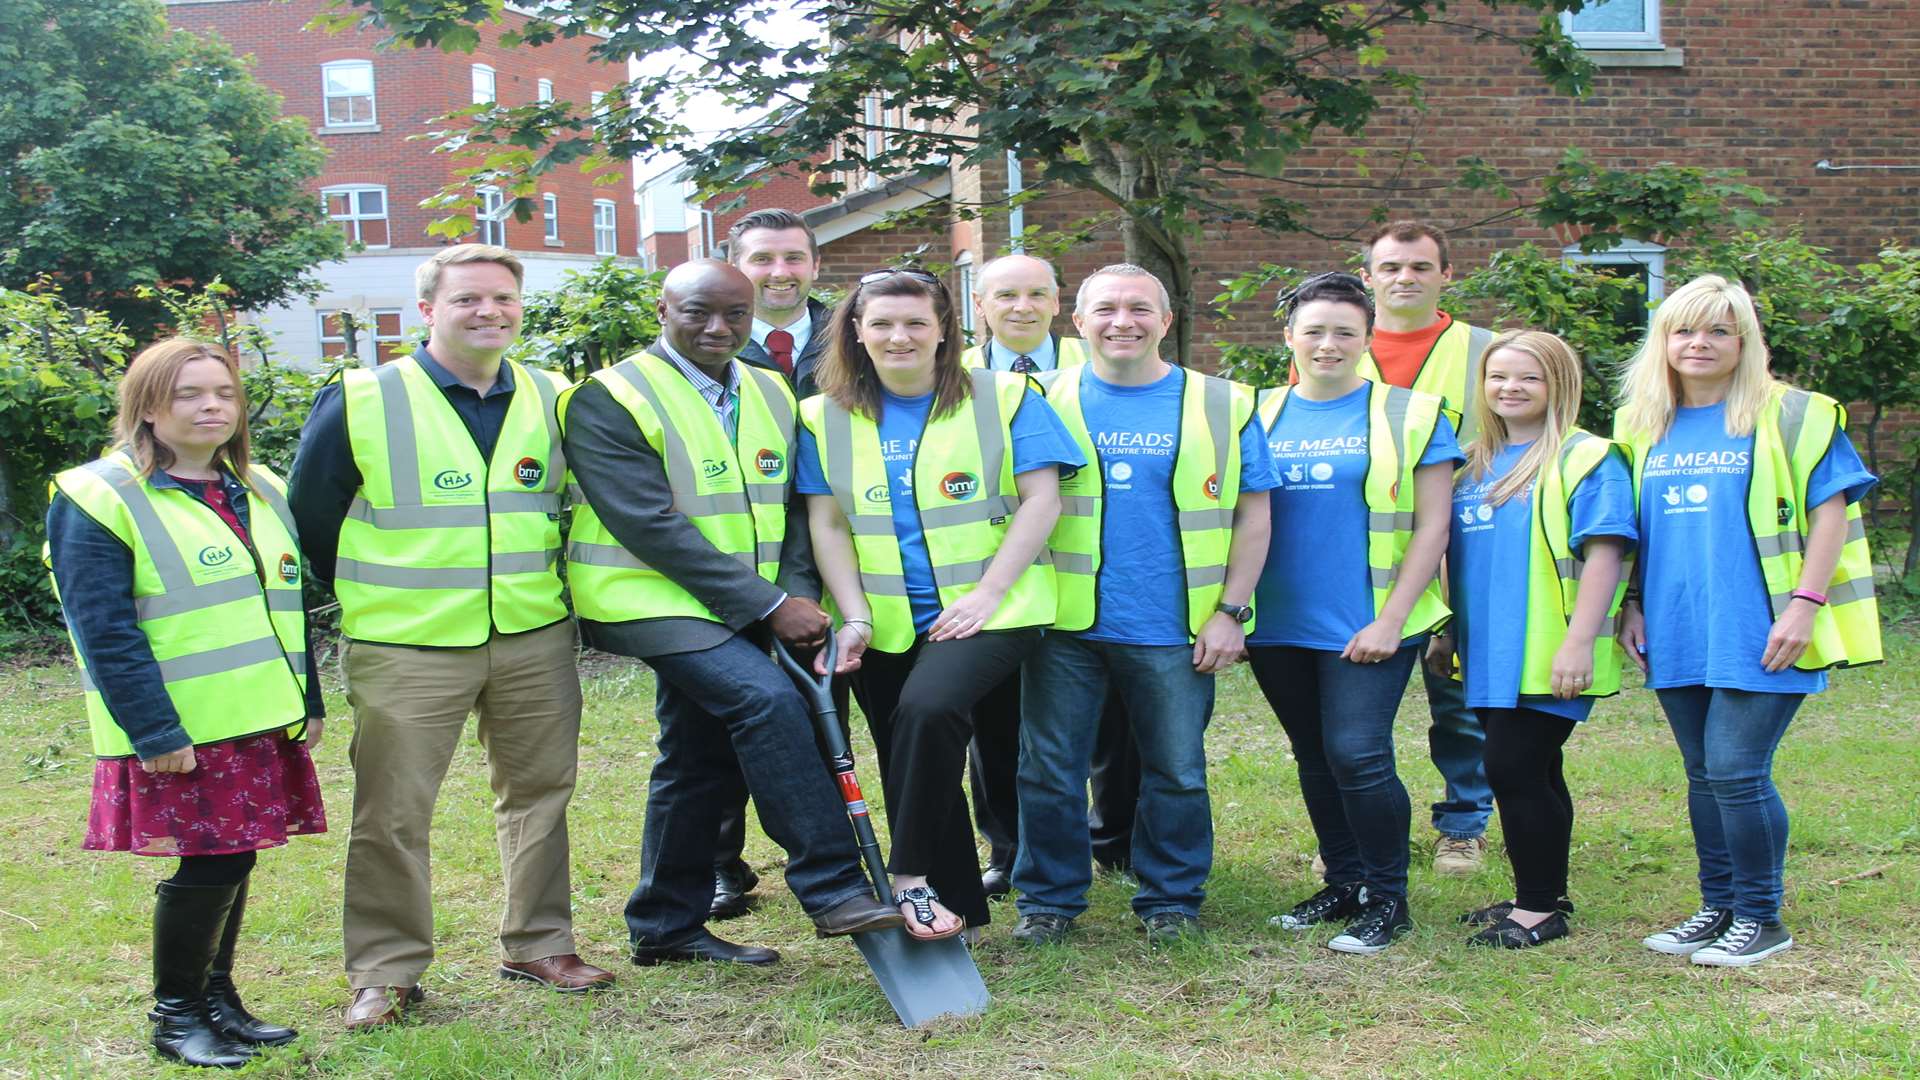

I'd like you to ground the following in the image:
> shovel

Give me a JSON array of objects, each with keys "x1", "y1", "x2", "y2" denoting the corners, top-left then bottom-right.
[{"x1": 774, "y1": 634, "x2": 990, "y2": 1029}]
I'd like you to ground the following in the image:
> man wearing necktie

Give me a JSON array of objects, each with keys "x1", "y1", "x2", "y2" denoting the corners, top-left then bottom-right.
[{"x1": 959, "y1": 254, "x2": 1094, "y2": 374}]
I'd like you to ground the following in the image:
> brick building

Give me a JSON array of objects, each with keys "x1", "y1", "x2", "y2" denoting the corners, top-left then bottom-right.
[
  {"x1": 697, "y1": 0, "x2": 1920, "y2": 365},
  {"x1": 164, "y1": 0, "x2": 634, "y2": 365}
]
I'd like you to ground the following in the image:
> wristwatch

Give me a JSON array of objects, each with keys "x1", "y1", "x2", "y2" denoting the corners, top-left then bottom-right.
[{"x1": 1217, "y1": 602, "x2": 1254, "y2": 624}]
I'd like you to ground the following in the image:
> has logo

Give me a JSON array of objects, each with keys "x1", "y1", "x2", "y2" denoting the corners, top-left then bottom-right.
[
  {"x1": 1203, "y1": 474, "x2": 1221, "y2": 500},
  {"x1": 755, "y1": 448, "x2": 785, "y2": 477},
  {"x1": 864, "y1": 484, "x2": 891, "y2": 503},
  {"x1": 514, "y1": 457, "x2": 545, "y2": 488},
  {"x1": 702, "y1": 459, "x2": 731, "y2": 480},
  {"x1": 277, "y1": 553, "x2": 300, "y2": 584},
  {"x1": 197, "y1": 545, "x2": 235, "y2": 568},
  {"x1": 941, "y1": 471, "x2": 979, "y2": 501},
  {"x1": 433, "y1": 469, "x2": 474, "y2": 491}
]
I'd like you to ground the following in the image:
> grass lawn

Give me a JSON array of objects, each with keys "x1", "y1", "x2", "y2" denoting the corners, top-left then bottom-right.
[{"x1": 0, "y1": 636, "x2": 1915, "y2": 1079}]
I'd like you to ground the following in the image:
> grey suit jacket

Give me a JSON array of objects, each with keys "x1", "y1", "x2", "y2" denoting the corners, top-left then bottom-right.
[{"x1": 563, "y1": 341, "x2": 819, "y2": 659}]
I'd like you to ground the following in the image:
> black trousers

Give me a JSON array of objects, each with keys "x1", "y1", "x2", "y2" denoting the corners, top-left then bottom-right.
[
  {"x1": 850, "y1": 627, "x2": 1042, "y2": 927},
  {"x1": 713, "y1": 679, "x2": 851, "y2": 876},
  {"x1": 1479, "y1": 706, "x2": 1579, "y2": 912},
  {"x1": 970, "y1": 685, "x2": 1140, "y2": 872}
]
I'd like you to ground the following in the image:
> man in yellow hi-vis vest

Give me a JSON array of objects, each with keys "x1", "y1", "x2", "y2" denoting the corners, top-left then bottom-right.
[
  {"x1": 1358, "y1": 221, "x2": 1498, "y2": 876},
  {"x1": 289, "y1": 245, "x2": 611, "y2": 1028}
]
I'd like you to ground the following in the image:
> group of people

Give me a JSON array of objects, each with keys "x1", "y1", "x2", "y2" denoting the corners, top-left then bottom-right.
[{"x1": 45, "y1": 211, "x2": 1880, "y2": 1068}]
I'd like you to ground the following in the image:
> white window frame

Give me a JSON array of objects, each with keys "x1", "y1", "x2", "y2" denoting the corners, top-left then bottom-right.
[
  {"x1": 542, "y1": 192, "x2": 560, "y2": 242},
  {"x1": 954, "y1": 253, "x2": 976, "y2": 336},
  {"x1": 318, "y1": 308, "x2": 407, "y2": 365},
  {"x1": 1560, "y1": 0, "x2": 1662, "y2": 50},
  {"x1": 1564, "y1": 240, "x2": 1666, "y2": 328},
  {"x1": 320, "y1": 185, "x2": 390, "y2": 248},
  {"x1": 472, "y1": 64, "x2": 497, "y2": 104},
  {"x1": 536, "y1": 78, "x2": 554, "y2": 103},
  {"x1": 476, "y1": 186, "x2": 506, "y2": 246},
  {"x1": 321, "y1": 60, "x2": 376, "y2": 128},
  {"x1": 593, "y1": 199, "x2": 617, "y2": 255}
]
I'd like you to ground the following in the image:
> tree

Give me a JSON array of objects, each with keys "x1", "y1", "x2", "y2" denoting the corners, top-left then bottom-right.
[
  {"x1": 320, "y1": 0, "x2": 1609, "y2": 363},
  {"x1": 0, "y1": 0, "x2": 345, "y2": 339}
]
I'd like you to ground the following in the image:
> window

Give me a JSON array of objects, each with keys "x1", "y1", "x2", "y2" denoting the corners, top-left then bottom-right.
[
  {"x1": 471, "y1": 64, "x2": 496, "y2": 104},
  {"x1": 322, "y1": 186, "x2": 389, "y2": 247},
  {"x1": 537, "y1": 78, "x2": 554, "y2": 103},
  {"x1": 319, "y1": 309, "x2": 406, "y2": 364},
  {"x1": 322, "y1": 61, "x2": 375, "y2": 127},
  {"x1": 543, "y1": 193, "x2": 559, "y2": 242},
  {"x1": 476, "y1": 186, "x2": 506, "y2": 246},
  {"x1": 1565, "y1": 241, "x2": 1666, "y2": 330},
  {"x1": 594, "y1": 200, "x2": 617, "y2": 255},
  {"x1": 1561, "y1": 0, "x2": 1661, "y2": 49},
  {"x1": 955, "y1": 254, "x2": 976, "y2": 337}
]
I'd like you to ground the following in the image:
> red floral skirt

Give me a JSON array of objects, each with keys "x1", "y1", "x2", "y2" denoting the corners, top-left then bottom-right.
[{"x1": 84, "y1": 732, "x2": 327, "y2": 856}]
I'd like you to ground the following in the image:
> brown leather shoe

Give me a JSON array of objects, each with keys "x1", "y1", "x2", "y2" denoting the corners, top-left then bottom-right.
[
  {"x1": 344, "y1": 985, "x2": 420, "y2": 1030},
  {"x1": 811, "y1": 893, "x2": 908, "y2": 937},
  {"x1": 499, "y1": 953, "x2": 616, "y2": 992}
]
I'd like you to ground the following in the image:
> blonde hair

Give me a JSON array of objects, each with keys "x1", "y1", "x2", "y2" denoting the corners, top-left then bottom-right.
[
  {"x1": 114, "y1": 338, "x2": 252, "y2": 482},
  {"x1": 1463, "y1": 331, "x2": 1584, "y2": 507},
  {"x1": 415, "y1": 243, "x2": 525, "y2": 303},
  {"x1": 1614, "y1": 274, "x2": 1776, "y2": 442}
]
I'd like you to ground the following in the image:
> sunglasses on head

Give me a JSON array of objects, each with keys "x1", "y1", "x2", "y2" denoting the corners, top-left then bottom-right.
[{"x1": 858, "y1": 267, "x2": 943, "y2": 287}]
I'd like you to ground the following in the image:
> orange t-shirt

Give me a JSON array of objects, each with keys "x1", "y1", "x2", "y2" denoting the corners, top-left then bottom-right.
[{"x1": 1367, "y1": 310, "x2": 1453, "y2": 389}]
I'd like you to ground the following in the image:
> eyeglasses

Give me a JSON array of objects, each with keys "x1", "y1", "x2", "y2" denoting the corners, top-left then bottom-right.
[{"x1": 858, "y1": 267, "x2": 943, "y2": 287}]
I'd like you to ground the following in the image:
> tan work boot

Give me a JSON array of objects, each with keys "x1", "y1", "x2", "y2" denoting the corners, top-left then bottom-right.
[{"x1": 1433, "y1": 835, "x2": 1487, "y2": 876}]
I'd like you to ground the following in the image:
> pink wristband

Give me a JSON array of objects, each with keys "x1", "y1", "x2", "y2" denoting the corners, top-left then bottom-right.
[{"x1": 1790, "y1": 589, "x2": 1828, "y2": 607}]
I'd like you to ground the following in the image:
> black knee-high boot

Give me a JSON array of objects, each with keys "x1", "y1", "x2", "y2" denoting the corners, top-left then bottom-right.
[
  {"x1": 150, "y1": 881, "x2": 253, "y2": 1068},
  {"x1": 206, "y1": 879, "x2": 296, "y2": 1046}
]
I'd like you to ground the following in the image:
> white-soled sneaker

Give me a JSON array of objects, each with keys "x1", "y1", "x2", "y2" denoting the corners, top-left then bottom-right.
[
  {"x1": 1690, "y1": 917, "x2": 1793, "y2": 967},
  {"x1": 1642, "y1": 907, "x2": 1732, "y2": 956}
]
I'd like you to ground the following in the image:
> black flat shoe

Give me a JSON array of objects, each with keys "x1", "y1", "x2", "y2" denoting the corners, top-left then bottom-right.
[
  {"x1": 1468, "y1": 912, "x2": 1570, "y2": 949},
  {"x1": 629, "y1": 929, "x2": 780, "y2": 967},
  {"x1": 981, "y1": 866, "x2": 1013, "y2": 901}
]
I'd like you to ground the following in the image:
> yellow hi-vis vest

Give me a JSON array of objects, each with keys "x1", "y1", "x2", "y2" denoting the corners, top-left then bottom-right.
[
  {"x1": 334, "y1": 356, "x2": 570, "y2": 647},
  {"x1": 1354, "y1": 318, "x2": 1496, "y2": 443},
  {"x1": 49, "y1": 452, "x2": 309, "y2": 758},
  {"x1": 960, "y1": 336, "x2": 1092, "y2": 372},
  {"x1": 1516, "y1": 430, "x2": 1631, "y2": 697},
  {"x1": 562, "y1": 351, "x2": 794, "y2": 624},
  {"x1": 1618, "y1": 385, "x2": 1881, "y2": 671},
  {"x1": 1046, "y1": 365, "x2": 1254, "y2": 638},
  {"x1": 1257, "y1": 381, "x2": 1451, "y2": 638},
  {"x1": 800, "y1": 367, "x2": 1057, "y2": 653}
]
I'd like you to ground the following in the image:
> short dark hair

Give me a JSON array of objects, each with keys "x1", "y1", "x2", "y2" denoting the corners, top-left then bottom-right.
[
  {"x1": 727, "y1": 209, "x2": 818, "y2": 259},
  {"x1": 1283, "y1": 272, "x2": 1375, "y2": 331},
  {"x1": 1364, "y1": 220, "x2": 1451, "y2": 272}
]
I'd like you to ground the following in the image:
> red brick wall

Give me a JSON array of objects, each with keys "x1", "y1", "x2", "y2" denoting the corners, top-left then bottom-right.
[
  {"x1": 709, "y1": 165, "x2": 835, "y2": 254},
  {"x1": 164, "y1": 0, "x2": 630, "y2": 255}
]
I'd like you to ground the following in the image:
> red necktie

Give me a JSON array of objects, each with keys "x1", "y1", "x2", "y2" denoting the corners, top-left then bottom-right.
[{"x1": 765, "y1": 329, "x2": 795, "y2": 378}]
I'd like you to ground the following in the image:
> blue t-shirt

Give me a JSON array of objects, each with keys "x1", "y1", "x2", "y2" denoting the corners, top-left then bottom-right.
[
  {"x1": 1078, "y1": 366, "x2": 1279, "y2": 646},
  {"x1": 1251, "y1": 383, "x2": 1464, "y2": 650},
  {"x1": 1448, "y1": 441, "x2": 1638, "y2": 722},
  {"x1": 796, "y1": 386, "x2": 1084, "y2": 634},
  {"x1": 1638, "y1": 402, "x2": 1875, "y2": 694}
]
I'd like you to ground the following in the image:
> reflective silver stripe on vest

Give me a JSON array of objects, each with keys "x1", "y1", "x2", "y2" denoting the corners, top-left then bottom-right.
[
  {"x1": 1827, "y1": 577, "x2": 1875, "y2": 606},
  {"x1": 1060, "y1": 495, "x2": 1098, "y2": 516},
  {"x1": 1756, "y1": 531, "x2": 1806, "y2": 558},
  {"x1": 87, "y1": 460, "x2": 278, "y2": 624},
  {"x1": 568, "y1": 541, "x2": 651, "y2": 571},
  {"x1": 745, "y1": 482, "x2": 787, "y2": 507},
  {"x1": 1185, "y1": 564, "x2": 1228, "y2": 589},
  {"x1": 857, "y1": 572, "x2": 910, "y2": 596},
  {"x1": 922, "y1": 495, "x2": 1020, "y2": 528},
  {"x1": 347, "y1": 496, "x2": 489, "y2": 530},
  {"x1": 612, "y1": 362, "x2": 753, "y2": 520},
  {"x1": 742, "y1": 364, "x2": 795, "y2": 444},
  {"x1": 1053, "y1": 551, "x2": 1096, "y2": 574},
  {"x1": 1457, "y1": 324, "x2": 1495, "y2": 443},
  {"x1": 1368, "y1": 510, "x2": 1416, "y2": 532},
  {"x1": 491, "y1": 549, "x2": 559, "y2": 575},
  {"x1": 1371, "y1": 387, "x2": 1416, "y2": 594},
  {"x1": 822, "y1": 399, "x2": 876, "y2": 530},
  {"x1": 267, "y1": 590, "x2": 304, "y2": 613},
  {"x1": 132, "y1": 574, "x2": 259, "y2": 621},
  {"x1": 932, "y1": 556, "x2": 995, "y2": 589},
  {"x1": 1776, "y1": 389, "x2": 1813, "y2": 459},
  {"x1": 970, "y1": 368, "x2": 1010, "y2": 502},
  {"x1": 334, "y1": 557, "x2": 490, "y2": 590},
  {"x1": 526, "y1": 367, "x2": 569, "y2": 488},
  {"x1": 373, "y1": 362, "x2": 426, "y2": 507},
  {"x1": 1177, "y1": 507, "x2": 1234, "y2": 531},
  {"x1": 1177, "y1": 375, "x2": 1236, "y2": 581},
  {"x1": 490, "y1": 490, "x2": 564, "y2": 513},
  {"x1": 246, "y1": 467, "x2": 302, "y2": 542}
]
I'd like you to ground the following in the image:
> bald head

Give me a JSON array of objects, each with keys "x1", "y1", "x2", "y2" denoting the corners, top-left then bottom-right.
[
  {"x1": 658, "y1": 259, "x2": 756, "y2": 370},
  {"x1": 976, "y1": 254, "x2": 1061, "y2": 353}
]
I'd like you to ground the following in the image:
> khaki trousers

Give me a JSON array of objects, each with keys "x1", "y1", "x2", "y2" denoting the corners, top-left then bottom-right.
[{"x1": 341, "y1": 620, "x2": 583, "y2": 988}]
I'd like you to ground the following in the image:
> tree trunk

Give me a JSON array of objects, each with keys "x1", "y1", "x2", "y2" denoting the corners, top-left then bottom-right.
[
  {"x1": 1082, "y1": 138, "x2": 1196, "y2": 367},
  {"x1": 1905, "y1": 451, "x2": 1920, "y2": 582}
]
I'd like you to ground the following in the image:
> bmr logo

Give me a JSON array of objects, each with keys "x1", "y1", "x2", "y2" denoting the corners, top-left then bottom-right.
[
  {"x1": 941, "y1": 472, "x2": 979, "y2": 501},
  {"x1": 755, "y1": 448, "x2": 784, "y2": 477},
  {"x1": 197, "y1": 545, "x2": 234, "y2": 568},
  {"x1": 514, "y1": 457, "x2": 545, "y2": 488},
  {"x1": 1203, "y1": 474, "x2": 1221, "y2": 500},
  {"x1": 702, "y1": 459, "x2": 731, "y2": 479},
  {"x1": 433, "y1": 469, "x2": 474, "y2": 491},
  {"x1": 277, "y1": 553, "x2": 300, "y2": 584}
]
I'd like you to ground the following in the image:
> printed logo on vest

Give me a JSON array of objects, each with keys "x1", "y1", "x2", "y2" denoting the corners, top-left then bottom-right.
[
  {"x1": 433, "y1": 469, "x2": 474, "y2": 491},
  {"x1": 702, "y1": 459, "x2": 731, "y2": 479},
  {"x1": 1776, "y1": 497, "x2": 1794, "y2": 526},
  {"x1": 864, "y1": 484, "x2": 891, "y2": 503},
  {"x1": 941, "y1": 472, "x2": 979, "y2": 501},
  {"x1": 755, "y1": 448, "x2": 784, "y2": 477},
  {"x1": 1204, "y1": 473, "x2": 1220, "y2": 500},
  {"x1": 515, "y1": 457, "x2": 545, "y2": 488},
  {"x1": 197, "y1": 545, "x2": 235, "y2": 567},
  {"x1": 277, "y1": 553, "x2": 299, "y2": 584}
]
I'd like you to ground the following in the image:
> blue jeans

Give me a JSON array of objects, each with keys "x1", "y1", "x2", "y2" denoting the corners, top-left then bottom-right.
[
  {"x1": 623, "y1": 633, "x2": 873, "y2": 944},
  {"x1": 1424, "y1": 664, "x2": 1492, "y2": 838},
  {"x1": 1014, "y1": 634, "x2": 1216, "y2": 920},
  {"x1": 1249, "y1": 645, "x2": 1418, "y2": 901},
  {"x1": 1655, "y1": 686, "x2": 1804, "y2": 923}
]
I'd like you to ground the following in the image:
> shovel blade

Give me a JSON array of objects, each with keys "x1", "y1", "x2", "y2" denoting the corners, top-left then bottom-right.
[{"x1": 851, "y1": 927, "x2": 989, "y2": 1028}]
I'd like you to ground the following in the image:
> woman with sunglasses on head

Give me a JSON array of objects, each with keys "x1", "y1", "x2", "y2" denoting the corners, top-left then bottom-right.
[
  {"x1": 1425, "y1": 331, "x2": 1635, "y2": 949},
  {"x1": 45, "y1": 338, "x2": 325, "y2": 1067},
  {"x1": 1615, "y1": 275, "x2": 1878, "y2": 967},
  {"x1": 795, "y1": 268, "x2": 1084, "y2": 940},
  {"x1": 1247, "y1": 272, "x2": 1463, "y2": 955}
]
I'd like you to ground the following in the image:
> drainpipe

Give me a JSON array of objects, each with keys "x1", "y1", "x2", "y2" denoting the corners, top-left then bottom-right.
[{"x1": 1007, "y1": 149, "x2": 1024, "y2": 254}]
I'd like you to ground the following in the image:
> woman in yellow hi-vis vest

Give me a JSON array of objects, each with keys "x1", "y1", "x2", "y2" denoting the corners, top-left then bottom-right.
[
  {"x1": 1616, "y1": 275, "x2": 1879, "y2": 967},
  {"x1": 798, "y1": 268, "x2": 1083, "y2": 940},
  {"x1": 1423, "y1": 331, "x2": 1635, "y2": 950},
  {"x1": 46, "y1": 340, "x2": 324, "y2": 1069}
]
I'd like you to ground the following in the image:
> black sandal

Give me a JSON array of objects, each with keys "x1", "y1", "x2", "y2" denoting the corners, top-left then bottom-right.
[{"x1": 896, "y1": 886, "x2": 965, "y2": 941}]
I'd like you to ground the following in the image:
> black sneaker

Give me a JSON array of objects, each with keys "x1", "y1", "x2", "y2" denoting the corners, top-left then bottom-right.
[
  {"x1": 1690, "y1": 917, "x2": 1793, "y2": 967},
  {"x1": 1142, "y1": 911, "x2": 1201, "y2": 945},
  {"x1": 1459, "y1": 897, "x2": 1576, "y2": 926},
  {"x1": 1642, "y1": 908, "x2": 1732, "y2": 956},
  {"x1": 1011, "y1": 912, "x2": 1074, "y2": 946},
  {"x1": 1269, "y1": 882, "x2": 1366, "y2": 931},
  {"x1": 1467, "y1": 912, "x2": 1570, "y2": 949},
  {"x1": 1328, "y1": 895, "x2": 1412, "y2": 955}
]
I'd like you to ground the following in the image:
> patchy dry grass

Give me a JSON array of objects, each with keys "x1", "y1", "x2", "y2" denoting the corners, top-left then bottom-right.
[{"x1": 0, "y1": 634, "x2": 1914, "y2": 1078}]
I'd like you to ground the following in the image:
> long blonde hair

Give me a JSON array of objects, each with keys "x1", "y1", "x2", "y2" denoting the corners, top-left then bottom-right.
[
  {"x1": 1614, "y1": 274, "x2": 1777, "y2": 442},
  {"x1": 1463, "y1": 330, "x2": 1583, "y2": 507},
  {"x1": 113, "y1": 338, "x2": 252, "y2": 482}
]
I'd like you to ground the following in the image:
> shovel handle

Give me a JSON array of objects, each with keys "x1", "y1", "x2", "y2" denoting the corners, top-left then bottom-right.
[{"x1": 772, "y1": 634, "x2": 895, "y2": 906}]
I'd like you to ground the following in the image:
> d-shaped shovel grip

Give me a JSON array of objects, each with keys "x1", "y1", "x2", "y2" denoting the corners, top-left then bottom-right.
[{"x1": 773, "y1": 633, "x2": 894, "y2": 905}]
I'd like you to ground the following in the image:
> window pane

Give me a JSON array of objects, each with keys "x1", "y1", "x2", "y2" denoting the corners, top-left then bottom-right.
[
  {"x1": 472, "y1": 66, "x2": 495, "y2": 103},
  {"x1": 357, "y1": 189, "x2": 385, "y2": 216},
  {"x1": 1570, "y1": 0, "x2": 1647, "y2": 33},
  {"x1": 375, "y1": 312, "x2": 402, "y2": 336},
  {"x1": 537, "y1": 79, "x2": 553, "y2": 102},
  {"x1": 321, "y1": 341, "x2": 348, "y2": 357},
  {"x1": 376, "y1": 340, "x2": 405, "y2": 364},
  {"x1": 321, "y1": 313, "x2": 344, "y2": 338},
  {"x1": 359, "y1": 218, "x2": 389, "y2": 247},
  {"x1": 325, "y1": 64, "x2": 372, "y2": 96},
  {"x1": 326, "y1": 192, "x2": 351, "y2": 216}
]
